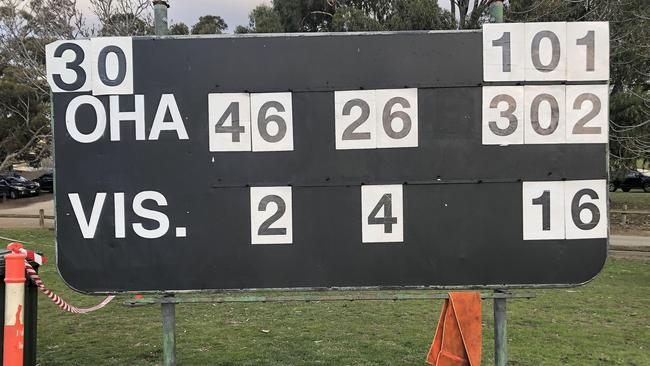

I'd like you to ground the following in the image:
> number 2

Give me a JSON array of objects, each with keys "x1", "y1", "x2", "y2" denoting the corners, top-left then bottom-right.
[
  {"x1": 250, "y1": 187, "x2": 292, "y2": 244},
  {"x1": 342, "y1": 99, "x2": 371, "y2": 141}
]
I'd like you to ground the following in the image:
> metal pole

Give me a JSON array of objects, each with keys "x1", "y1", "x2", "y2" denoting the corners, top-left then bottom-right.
[
  {"x1": 487, "y1": 7, "x2": 507, "y2": 364},
  {"x1": 489, "y1": 0, "x2": 504, "y2": 23},
  {"x1": 493, "y1": 291, "x2": 508, "y2": 366},
  {"x1": 161, "y1": 297, "x2": 176, "y2": 366},
  {"x1": 153, "y1": 0, "x2": 169, "y2": 36},
  {"x1": 154, "y1": 2, "x2": 173, "y2": 363}
]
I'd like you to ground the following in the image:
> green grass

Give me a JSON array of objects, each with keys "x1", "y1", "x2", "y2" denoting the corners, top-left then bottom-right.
[
  {"x1": 0, "y1": 228, "x2": 649, "y2": 365},
  {"x1": 610, "y1": 191, "x2": 650, "y2": 211}
]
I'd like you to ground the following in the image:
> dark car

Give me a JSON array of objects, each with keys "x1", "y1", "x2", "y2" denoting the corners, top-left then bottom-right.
[
  {"x1": 609, "y1": 170, "x2": 650, "y2": 192},
  {"x1": 0, "y1": 175, "x2": 40, "y2": 199},
  {"x1": 34, "y1": 172, "x2": 53, "y2": 192}
]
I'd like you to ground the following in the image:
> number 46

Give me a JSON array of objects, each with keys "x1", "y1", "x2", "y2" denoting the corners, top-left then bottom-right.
[{"x1": 208, "y1": 92, "x2": 294, "y2": 152}]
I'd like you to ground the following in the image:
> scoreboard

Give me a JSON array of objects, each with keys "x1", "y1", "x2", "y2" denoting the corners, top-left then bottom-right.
[{"x1": 47, "y1": 23, "x2": 609, "y2": 294}]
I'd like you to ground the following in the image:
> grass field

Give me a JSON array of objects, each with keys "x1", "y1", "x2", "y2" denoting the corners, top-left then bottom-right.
[{"x1": 0, "y1": 228, "x2": 648, "y2": 365}]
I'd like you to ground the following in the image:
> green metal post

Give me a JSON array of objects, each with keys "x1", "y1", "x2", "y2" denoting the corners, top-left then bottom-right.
[
  {"x1": 488, "y1": 2, "x2": 507, "y2": 362},
  {"x1": 161, "y1": 299, "x2": 176, "y2": 366},
  {"x1": 154, "y1": 2, "x2": 172, "y2": 363},
  {"x1": 489, "y1": 0, "x2": 504, "y2": 24},
  {"x1": 153, "y1": 0, "x2": 169, "y2": 36},
  {"x1": 493, "y1": 291, "x2": 507, "y2": 366}
]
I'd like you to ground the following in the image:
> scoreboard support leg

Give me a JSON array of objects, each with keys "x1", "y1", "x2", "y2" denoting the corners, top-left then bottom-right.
[
  {"x1": 493, "y1": 290, "x2": 508, "y2": 366},
  {"x1": 161, "y1": 298, "x2": 176, "y2": 366}
]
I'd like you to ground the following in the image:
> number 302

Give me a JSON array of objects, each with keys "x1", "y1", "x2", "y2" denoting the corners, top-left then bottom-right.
[{"x1": 482, "y1": 85, "x2": 608, "y2": 145}]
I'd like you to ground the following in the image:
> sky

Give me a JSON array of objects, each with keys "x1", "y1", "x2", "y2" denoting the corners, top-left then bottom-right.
[
  {"x1": 76, "y1": 0, "x2": 272, "y2": 32},
  {"x1": 77, "y1": 0, "x2": 453, "y2": 32}
]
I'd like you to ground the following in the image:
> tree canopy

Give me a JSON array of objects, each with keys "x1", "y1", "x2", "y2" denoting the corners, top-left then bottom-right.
[
  {"x1": 191, "y1": 15, "x2": 228, "y2": 34},
  {"x1": 241, "y1": 0, "x2": 458, "y2": 33}
]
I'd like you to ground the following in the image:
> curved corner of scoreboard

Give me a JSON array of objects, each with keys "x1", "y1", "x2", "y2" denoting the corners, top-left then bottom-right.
[
  {"x1": 566, "y1": 238, "x2": 609, "y2": 289},
  {"x1": 54, "y1": 262, "x2": 95, "y2": 296},
  {"x1": 55, "y1": 243, "x2": 111, "y2": 296}
]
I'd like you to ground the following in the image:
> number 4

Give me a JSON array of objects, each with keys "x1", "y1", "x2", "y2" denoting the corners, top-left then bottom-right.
[
  {"x1": 362, "y1": 185, "x2": 404, "y2": 243},
  {"x1": 208, "y1": 93, "x2": 252, "y2": 152}
]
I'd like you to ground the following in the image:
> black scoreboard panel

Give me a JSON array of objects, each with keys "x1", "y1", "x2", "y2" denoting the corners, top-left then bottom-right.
[{"x1": 49, "y1": 27, "x2": 609, "y2": 293}]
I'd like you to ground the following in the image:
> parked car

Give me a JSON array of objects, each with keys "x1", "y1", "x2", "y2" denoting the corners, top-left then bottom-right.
[
  {"x1": 34, "y1": 172, "x2": 53, "y2": 192},
  {"x1": 0, "y1": 175, "x2": 40, "y2": 199},
  {"x1": 609, "y1": 170, "x2": 650, "y2": 192}
]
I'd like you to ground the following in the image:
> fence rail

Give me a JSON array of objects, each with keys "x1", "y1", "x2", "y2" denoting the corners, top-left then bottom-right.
[
  {"x1": 0, "y1": 209, "x2": 53, "y2": 228},
  {"x1": 610, "y1": 205, "x2": 650, "y2": 225}
]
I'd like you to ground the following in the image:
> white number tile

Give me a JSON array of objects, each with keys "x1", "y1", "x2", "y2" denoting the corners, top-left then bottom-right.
[
  {"x1": 564, "y1": 180, "x2": 607, "y2": 239},
  {"x1": 482, "y1": 23, "x2": 525, "y2": 82},
  {"x1": 566, "y1": 22, "x2": 609, "y2": 81},
  {"x1": 208, "y1": 93, "x2": 252, "y2": 152},
  {"x1": 46, "y1": 40, "x2": 93, "y2": 93},
  {"x1": 90, "y1": 37, "x2": 133, "y2": 95},
  {"x1": 250, "y1": 186, "x2": 293, "y2": 245},
  {"x1": 565, "y1": 84, "x2": 608, "y2": 144},
  {"x1": 334, "y1": 90, "x2": 377, "y2": 150},
  {"x1": 482, "y1": 86, "x2": 524, "y2": 145},
  {"x1": 250, "y1": 92, "x2": 294, "y2": 152},
  {"x1": 361, "y1": 184, "x2": 404, "y2": 243},
  {"x1": 524, "y1": 85, "x2": 566, "y2": 144},
  {"x1": 524, "y1": 22, "x2": 567, "y2": 81}
]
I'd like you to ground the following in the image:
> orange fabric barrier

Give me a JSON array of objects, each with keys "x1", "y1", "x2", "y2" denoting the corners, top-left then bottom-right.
[{"x1": 426, "y1": 292, "x2": 482, "y2": 366}]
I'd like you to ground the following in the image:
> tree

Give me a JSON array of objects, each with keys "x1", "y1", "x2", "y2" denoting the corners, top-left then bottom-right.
[
  {"x1": 245, "y1": 4, "x2": 284, "y2": 33},
  {"x1": 506, "y1": 0, "x2": 650, "y2": 168},
  {"x1": 331, "y1": 5, "x2": 385, "y2": 31},
  {"x1": 169, "y1": 22, "x2": 189, "y2": 35},
  {"x1": 247, "y1": 0, "x2": 455, "y2": 33},
  {"x1": 388, "y1": 0, "x2": 455, "y2": 31},
  {"x1": 0, "y1": 0, "x2": 155, "y2": 171},
  {"x1": 0, "y1": 0, "x2": 85, "y2": 171},
  {"x1": 449, "y1": 0, "x2": 493, "y2": 29},
  {"x1": 191, "y1": 15, "x2": 227, "y2": 34},
  {"x1": 90, "y1": 0, "x2": 153, "y2": 36},
  {"x1": 234, "y1": 25, "x2": 249, "y2": 34},
  {"x1": 273, "y1": 0, "x2": 335, "y2": 32}
]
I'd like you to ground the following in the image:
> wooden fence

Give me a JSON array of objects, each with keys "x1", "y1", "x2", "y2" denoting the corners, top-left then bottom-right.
[
  {"x1": 0, "y1": 209, "x2": 54, "y2": 228},
  {"x1": 0, "y1": 208, "x2": 647, "y2": 229}
]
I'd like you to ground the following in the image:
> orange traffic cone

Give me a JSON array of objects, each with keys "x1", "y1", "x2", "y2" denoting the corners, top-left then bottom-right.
[{"x1": 426, "y1": 292, "x2": 482, "y2": 366}]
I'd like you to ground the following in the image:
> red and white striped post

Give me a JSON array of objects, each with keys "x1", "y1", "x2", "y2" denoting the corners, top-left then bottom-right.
[{"x1": 3, "y1": 243, "x2": 26, "y2": 366}]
